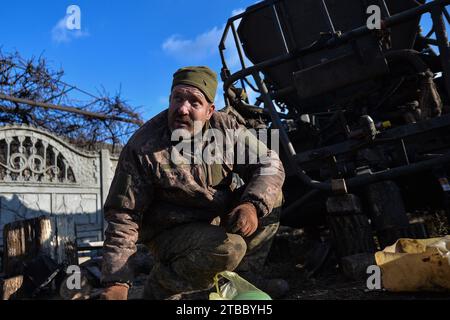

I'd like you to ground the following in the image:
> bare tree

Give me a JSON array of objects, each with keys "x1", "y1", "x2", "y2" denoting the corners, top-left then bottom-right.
[{"x1": 0, "y1": 50, "x2": 143, "y2": 153}]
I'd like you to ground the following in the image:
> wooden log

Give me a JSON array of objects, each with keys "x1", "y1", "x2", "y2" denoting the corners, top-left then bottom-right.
[
  {"x1": 3, "y1": 216, "x2": 50, "y2": 276},
  {"x1": 3, "y1": 215, "x2": 78, "y2": 277},
  {"x1": 54, "y1": 215, "x2": 78, "y2": 266},
  {"x1": 0, "y1": 275, "x2": 24, "y2": 300}
]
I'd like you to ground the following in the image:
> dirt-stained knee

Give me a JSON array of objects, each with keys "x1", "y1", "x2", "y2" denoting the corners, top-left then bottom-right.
[{"x1": 223, "y1": 233, "x2": 247, "y2": 271}]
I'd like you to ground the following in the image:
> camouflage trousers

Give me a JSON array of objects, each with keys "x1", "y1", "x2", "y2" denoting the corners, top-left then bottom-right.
[{"x1": 142, "y1": 195, "x2": 282, "y2": 300}]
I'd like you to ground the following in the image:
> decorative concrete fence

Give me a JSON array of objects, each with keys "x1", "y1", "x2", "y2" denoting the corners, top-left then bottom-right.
[{"x1": 0, "y1": 125, "x2": 119, "y2": 248}]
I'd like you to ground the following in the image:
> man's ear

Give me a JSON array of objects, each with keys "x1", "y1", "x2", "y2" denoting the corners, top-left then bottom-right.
[{"x1": 206, "y1": 103, "x2": 215, "y2": 120}]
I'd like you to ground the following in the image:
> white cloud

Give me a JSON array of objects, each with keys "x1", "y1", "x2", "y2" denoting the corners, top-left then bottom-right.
[
  {"x1": 162, "y1": 26, "x2": 223, "y2": 62},
  {"x1": 161, "y1": 24, "x2": 247, "y2": 72},
  {"x1": 51, "y1": 16, "x2": 89, "y2": 44},
  {"x1": 161, "y1": 6, "x2": 250, "y2": 65}
]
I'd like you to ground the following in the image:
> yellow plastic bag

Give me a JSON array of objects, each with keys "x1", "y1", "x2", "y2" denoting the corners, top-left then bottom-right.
[
  {"x1": 375, "y1": 236, "x2": 450, "y2": 292},
  {"x1": 209, "y1": 271, "x2": 272, "y2": 300}
]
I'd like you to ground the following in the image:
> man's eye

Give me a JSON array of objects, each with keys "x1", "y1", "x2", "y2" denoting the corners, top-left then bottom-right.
[{"x1": 191, "y1": 100, "x2": 201, "y2": 108}]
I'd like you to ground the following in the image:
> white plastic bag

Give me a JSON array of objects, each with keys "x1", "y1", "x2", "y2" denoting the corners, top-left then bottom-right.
[
  {"x1": 209, "y1": 271, "x2": 272, "y2": 300},
  {"x1": 375, "y1": 236, "x2": 450, "y2": 292}
]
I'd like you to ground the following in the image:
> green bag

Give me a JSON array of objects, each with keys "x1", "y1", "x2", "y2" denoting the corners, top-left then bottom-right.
[{"x1": 209, "y1": 271, "x2": 272, "y2": 300}]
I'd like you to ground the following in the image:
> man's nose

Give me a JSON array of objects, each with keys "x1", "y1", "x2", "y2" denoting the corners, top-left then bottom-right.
[{"x1": 177, "y1": 101, "x2": 190, "y2": 115}]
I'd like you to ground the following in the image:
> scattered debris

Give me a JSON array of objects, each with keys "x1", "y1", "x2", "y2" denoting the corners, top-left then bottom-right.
[{"x1": 58, "y1": 244, "x2": 154, "y2": 300}]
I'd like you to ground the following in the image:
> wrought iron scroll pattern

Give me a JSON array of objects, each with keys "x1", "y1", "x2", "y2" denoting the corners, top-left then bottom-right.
[{"x1": 0, "y1": 135, "x2": 76, "y2": 183}]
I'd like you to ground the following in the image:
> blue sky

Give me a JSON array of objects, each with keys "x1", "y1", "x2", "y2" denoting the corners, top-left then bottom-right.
[
  {"x1": 0, "y1": 0, "x2": 256, "y2": 121},
  {"x1": 0, "y1": 1, "x2": 446, "y2": 122}
]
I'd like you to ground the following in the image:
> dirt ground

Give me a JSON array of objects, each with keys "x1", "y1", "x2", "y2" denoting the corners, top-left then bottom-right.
[
  {"x1": 125, "y1": 222, "x2": 450, "y2": 301},
  {"x1": 260, "y1": 224, "x2": 450, "y2": 300},
  {"x1": 57, "y1": 212, "x2": 450, "y2": 300}
]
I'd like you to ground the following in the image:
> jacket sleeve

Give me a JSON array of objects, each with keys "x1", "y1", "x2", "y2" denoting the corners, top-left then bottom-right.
[
  {"x1": 231, "y1": 120, "x2": 285, "y2": 217},
  {"x1": 101, "y1": 145, "x2": 153, "y2": 285}
]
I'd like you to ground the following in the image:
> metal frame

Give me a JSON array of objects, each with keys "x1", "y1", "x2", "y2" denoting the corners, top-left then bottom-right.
[{"x1": 219, "y1": 0, "x2": 450, "y2": 194}]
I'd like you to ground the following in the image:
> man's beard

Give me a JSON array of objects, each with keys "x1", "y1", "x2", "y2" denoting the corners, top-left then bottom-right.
[
  {"x1": 168, "y1": 115, "x2": 206, "y2": 137},
  {"x1": 173, "y1": 116, "x2": 193, "y2": 130}
]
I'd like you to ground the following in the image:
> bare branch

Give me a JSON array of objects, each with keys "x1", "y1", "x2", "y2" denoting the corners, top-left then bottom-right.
[{"x1": 0, "y1": 50, "x2": 144, "y2": 153}]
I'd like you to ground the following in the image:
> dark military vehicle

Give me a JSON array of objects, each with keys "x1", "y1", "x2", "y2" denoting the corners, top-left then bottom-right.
[{"x1": 219, "y1": 0, "x2": 450, "y2": 274}]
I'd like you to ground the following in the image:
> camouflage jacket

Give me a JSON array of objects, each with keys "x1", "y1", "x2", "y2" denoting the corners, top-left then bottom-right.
[{"x1": 101, "y1": 110, "x2": 285, "y2": 284}]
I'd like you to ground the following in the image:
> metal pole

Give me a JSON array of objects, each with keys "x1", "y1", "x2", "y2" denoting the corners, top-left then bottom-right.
[
  {"x1": 272, "y1": 4, "x2": 290, "y2": 53},
  {"x1": 377, "y1": 0, "x2": 391, "y2": 18},
  {"x1": 443, "y1": 6, "x2": 450, "y2": 23},
  {"x1": 346, "y1": 152, "x2": 450, "y2": 188},
  {"x1": 230, "y1": 22, "x2": 247, "y2": 70},
  {"x1": 431, "y1": 5, "x2": 450, "y2": 96},
  {"x1": 230, "y1": 22, "x2": 247, "y2": 91},
  {"x1": 252, "y1": 72, "x2": 296, "y2": 157},
  {"x1": 219, "y1": 23, "x2": 231, "y2": 70},
  {"x1": 253, "y1": 72, "x2": 333, "y2": 190},
  {"x1": 319, "y1": 0, "x2": 336, "y2": 33}
]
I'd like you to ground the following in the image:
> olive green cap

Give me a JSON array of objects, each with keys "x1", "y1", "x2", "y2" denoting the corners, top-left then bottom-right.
[{"x1": 171, "y1": 66, "x2": 218, "y2": 103}]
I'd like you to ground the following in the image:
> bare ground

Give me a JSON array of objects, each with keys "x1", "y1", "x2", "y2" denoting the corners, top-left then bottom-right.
[
  {"x1": 126, "y1": 223, "x2": 450, "y2": 301},
  {"x1": 262, "y1": 223, "x2": 450, "y2": 300}
]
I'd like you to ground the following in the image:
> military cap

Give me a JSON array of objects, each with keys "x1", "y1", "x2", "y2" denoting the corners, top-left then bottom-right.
[{"x1": 171, "y1": 66, "x2": 218, "y2": 103}]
